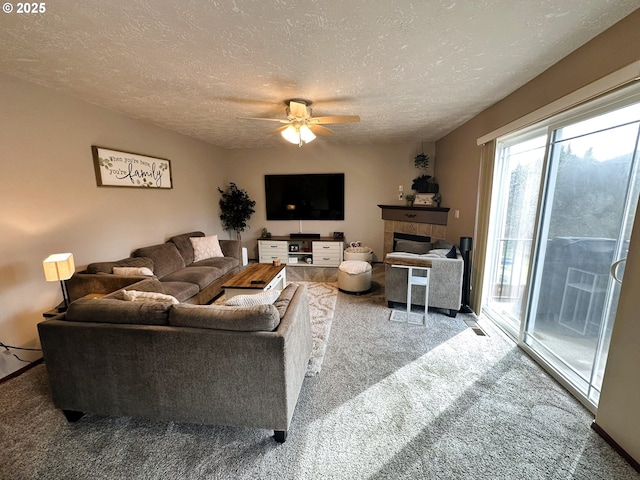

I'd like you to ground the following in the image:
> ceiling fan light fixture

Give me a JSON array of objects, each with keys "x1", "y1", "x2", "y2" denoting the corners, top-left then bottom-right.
[
  {"x1": 281, "y1": 124, "x2": 316, "y2": 147},
  {"x1": 299, "y1": 124, "x2": 316, "y2": 143},
  {"x1": 281, "y1": 125, "x2": 300, "y2": 144}
]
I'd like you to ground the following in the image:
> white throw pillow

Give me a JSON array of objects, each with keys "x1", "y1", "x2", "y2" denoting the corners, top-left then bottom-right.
[
  {"x1": 225, "y1": 289, "x2": 281, "y2": 307},
  {"x1": 122, "y1": 290, "x2": 179, "y2": 304},
  {"x1": 112, "y1": 266, "x2": 154, "y2": 276},
  {"x1": 190, "y1": 235, "x2": 224, "y2": 262}
]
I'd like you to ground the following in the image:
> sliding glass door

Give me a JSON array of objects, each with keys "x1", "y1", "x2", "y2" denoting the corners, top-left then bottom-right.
[
  {"x1": 484, "y1": 131, "x2": 545, "y2": 337},
  {"x1": 483, "y1": 85, "x2": 640, "y2": 410}
]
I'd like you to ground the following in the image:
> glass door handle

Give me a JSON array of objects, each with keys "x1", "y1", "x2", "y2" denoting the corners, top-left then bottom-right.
[{"x1": 610, "y1": 258, "x2": 627, "y2": 284}]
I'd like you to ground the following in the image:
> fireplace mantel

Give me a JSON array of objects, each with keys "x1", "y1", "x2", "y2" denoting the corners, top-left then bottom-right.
[{"x1": 378, "y1": 204, "x2": 449, "y2": 225}]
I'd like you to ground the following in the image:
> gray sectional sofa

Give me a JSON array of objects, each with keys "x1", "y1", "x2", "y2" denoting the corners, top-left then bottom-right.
[
  {"x1": 67, "y1": 231, "x2": 241, "y2": 305},
  {"x1": 385, "y1": 244, "x2": 464, "y2": 317},
  {"x1": 38, "y1": 278, "x2": 313, "y2": 442}
]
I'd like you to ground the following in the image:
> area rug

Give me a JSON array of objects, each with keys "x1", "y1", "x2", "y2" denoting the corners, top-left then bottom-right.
[
  {"x1": 298, "y1": 281, "x2": 338, "y2": 376},
  {"x1": 216, "y1": 281, "x2": 338, "y2": 376}
]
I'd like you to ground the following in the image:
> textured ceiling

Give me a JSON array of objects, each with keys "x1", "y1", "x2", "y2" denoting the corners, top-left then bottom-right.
[{"x1": 1, "y1": 1, "x2": 638, "y2": 149}]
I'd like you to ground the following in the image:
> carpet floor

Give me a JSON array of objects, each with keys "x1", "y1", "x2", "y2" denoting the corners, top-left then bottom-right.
[{"x1": 0, "y1": 265, "x2": 637, "y2": 479}]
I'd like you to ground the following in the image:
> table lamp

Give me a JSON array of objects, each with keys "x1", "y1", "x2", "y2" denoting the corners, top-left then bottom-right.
[{"x1": 43, "y1": 253, "x2": 75, "y2": 312}]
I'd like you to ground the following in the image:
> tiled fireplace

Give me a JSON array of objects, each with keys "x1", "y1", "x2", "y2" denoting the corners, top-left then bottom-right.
[{"x1": 378, "y1": 205, "x2": 449, "y2": 257}]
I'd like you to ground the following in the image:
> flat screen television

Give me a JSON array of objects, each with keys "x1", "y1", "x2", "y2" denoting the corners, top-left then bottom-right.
[{"x1": 265, "y1": 173, "x2": 345, "y2": 220}]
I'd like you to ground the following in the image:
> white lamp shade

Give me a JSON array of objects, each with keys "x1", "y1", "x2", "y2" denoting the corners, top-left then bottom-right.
[
  {"x1": 281, "y1": 124, "x2": 316, "y2": 145},
  {"x1": 281, "y1": 125, "x2": 300, "y2": 144},
  {"x1": 43, "y1": 253, "x2": 75, "y2": 281},
  {"x1": 299, "y1": 125, "x2": 316, "y2": 143}
]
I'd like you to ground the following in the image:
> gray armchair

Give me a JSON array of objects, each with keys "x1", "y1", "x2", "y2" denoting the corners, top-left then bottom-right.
[{"x1": 385, "y1": 252, "x2": 464, "y2": 317}]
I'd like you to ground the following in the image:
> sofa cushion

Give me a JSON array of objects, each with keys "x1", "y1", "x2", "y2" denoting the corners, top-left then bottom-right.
[
  {"x1": 132, "y1": 243, "x2": 185, "y2": 279},
  {"x1": 190, "y1": 235, "x2": 224, "y2": 262},
  {"x1": 191, "y1": 256, "x2": 239, "y2": 275},
  {"x1": 169, "y1": 303, "x2": 280, "y2": 332},
  {"x1": 273, "y1": 283, "x2": 298, "y2": 318},
  {"x1": 86, "y1": 256, "x2": 154, "y2": 274},
  {"x1": 159, "y1": 281, "x2": 201, "y2": 302},
  {"x1": 106, "y1": 278, "x2": 167, "y2": 299},
  {"x1": 161, "y1": 266, "x2": 221, "y2": 290},
  {"x1": 225, "y1": 289, "x2": 280, "y2": 307},
  {"x1": 168, "y1": 231, "x2": 204, "y2": 265},
  {"x1": 65, "y1": 298, "x2": 171, "y2": 325}
]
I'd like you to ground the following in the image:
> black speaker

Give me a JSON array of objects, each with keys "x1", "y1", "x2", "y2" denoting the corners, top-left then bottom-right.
[
  {"x1": 460, "y1": 236, "x2": 473, "y2": 253},
  {"x1": 460, "y1": 236, "x2": 473, "y2": 313}
]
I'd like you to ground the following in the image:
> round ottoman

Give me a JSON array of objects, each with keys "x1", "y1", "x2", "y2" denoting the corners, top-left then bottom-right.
[{"x1": 338, "y1": 260, "x2": 372, "y2": 294}]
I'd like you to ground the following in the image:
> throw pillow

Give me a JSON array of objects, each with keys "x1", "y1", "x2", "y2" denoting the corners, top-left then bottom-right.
[
  {"x1": 446, "y1": 245, "x2": 458, "y2": 258},
  {"x1": 225, "y1": 289, "x2": 281, "y2": 307},
  {"x1": 190, "y1": 235, "x2": 224, "y2": 262},
  {"x1": 394, "y1": 239, "x2": 432, "y2": 254},
  {"x1": 433, "y1": 239, "x2": 454, "y2": 250},
  {"x1": 122, "y1": 290, "x2": 179, "y2": 304},
  {"x1": 112, "y1": 266, "x2": 154, "y2": 276}
]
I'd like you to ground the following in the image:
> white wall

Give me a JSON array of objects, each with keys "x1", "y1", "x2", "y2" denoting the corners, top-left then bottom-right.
[
  {"x1": 0, "y1": 75, "x2": 225, "y2": 377},
  {"x1": 222, "y1": 141, "x2": 436, "y2": 261}
]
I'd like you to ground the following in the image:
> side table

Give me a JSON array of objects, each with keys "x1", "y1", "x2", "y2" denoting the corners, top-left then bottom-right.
[
  {"x1": 42, "y1": 293, "x2": 105, "y2": 318},
  {"x1": 390, "y1": 264, "x2": 430, "y2": 325}
]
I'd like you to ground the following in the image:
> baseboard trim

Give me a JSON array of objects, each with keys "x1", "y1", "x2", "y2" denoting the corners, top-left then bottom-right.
[
  {"x1": 0, "y1": 358, "x2": 43, "y2": 385},
  {"x1": 591, "y1": 420, "x2": 640, "y2": 472}
]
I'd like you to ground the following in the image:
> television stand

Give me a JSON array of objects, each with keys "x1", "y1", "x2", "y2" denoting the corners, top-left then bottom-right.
[{"x1": 258, "y1": 236, "x2": 345, "y2": 267}]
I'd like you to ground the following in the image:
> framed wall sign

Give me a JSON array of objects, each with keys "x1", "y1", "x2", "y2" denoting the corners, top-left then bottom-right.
[
  {"x1": 92, "y1": 146, "x2": 173, "y2": 189},
  {"x1": 413, "y1": 194, "x2": 434, "y2": 206}
]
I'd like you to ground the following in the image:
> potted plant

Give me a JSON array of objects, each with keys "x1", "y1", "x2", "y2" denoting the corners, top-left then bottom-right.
[
  {"x1": 414, "y1": 152, "x2": 430, "y2": 170},
  {"x1": 432, "y1": 192, "x2": 442, "y2": 207},
  {"x1": 218, "y1": 182, "x2": 256, "y2": 239},
  {"x1": 405, "y1": 193, "x2": 416, "y2": 206},
  {"x1": 411, "y1": 151, "x2": 439, "y2": 193}
]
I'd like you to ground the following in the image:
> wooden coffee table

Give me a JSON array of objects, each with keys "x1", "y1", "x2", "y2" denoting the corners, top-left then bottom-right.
[{"x1": 222, "y1": 263, "x2": 287, "y2": 299}]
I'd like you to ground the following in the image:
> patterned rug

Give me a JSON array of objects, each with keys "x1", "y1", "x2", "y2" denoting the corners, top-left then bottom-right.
[
  {"x1": 299, "y1": 281, "x2": 338, "y2": 376},
  {"x1": 215, "y1": 281, "x2": 338, "y2": 376}
]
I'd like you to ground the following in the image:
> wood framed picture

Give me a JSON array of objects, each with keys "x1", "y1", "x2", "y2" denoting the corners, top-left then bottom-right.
[{"x1": 92, "y1": 146, "x2": 173, "y2": 189}]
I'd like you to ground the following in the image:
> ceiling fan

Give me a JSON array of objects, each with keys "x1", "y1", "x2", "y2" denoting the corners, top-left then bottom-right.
[{"x1": 240, "y1": 99, "x2": 360, "y2": 147}]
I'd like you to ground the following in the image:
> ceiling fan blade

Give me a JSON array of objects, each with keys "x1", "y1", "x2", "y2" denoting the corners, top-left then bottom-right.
[
  {"x1": 238, "y1": 117, "x2": 290, "y2": 123},
  {"x1": 309, "y1": 115, "x2": 360, "y2": 124},
  {"x1": 309, "y1": 124, "x2": 333, "y2": 136},
  {"x1": 271, "y1": 125, "x2": 290, "y2": 134},
  {"x1": 289, "y1": 101, "x2": 308, "y2": 119}
]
